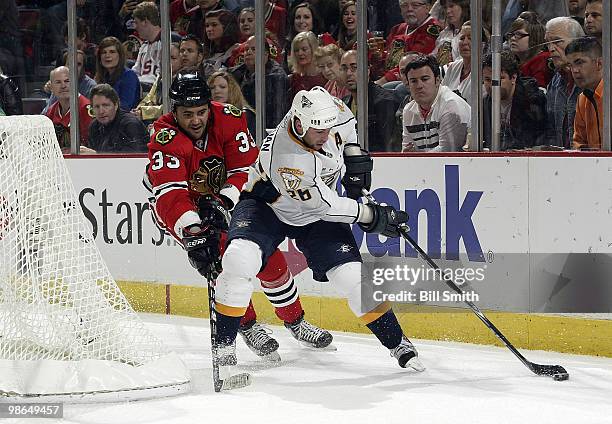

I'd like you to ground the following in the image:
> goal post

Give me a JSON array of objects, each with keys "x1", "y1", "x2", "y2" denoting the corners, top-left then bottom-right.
[{"x1": 0, "y1": 116, "x2": 190, "y2": 401}]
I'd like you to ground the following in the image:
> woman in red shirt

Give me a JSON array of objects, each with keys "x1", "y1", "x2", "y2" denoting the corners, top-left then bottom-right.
[
  {"x1": 287, "y1": 31, "x2": 326, "y2": 100},
  {"x1": 507, "y1": 11, "x2": 553, "y2": 88}
]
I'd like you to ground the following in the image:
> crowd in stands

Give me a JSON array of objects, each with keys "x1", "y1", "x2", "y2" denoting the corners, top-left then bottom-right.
[{"x1": 0, "y1": 0, "x2": 608, "y2": 153}]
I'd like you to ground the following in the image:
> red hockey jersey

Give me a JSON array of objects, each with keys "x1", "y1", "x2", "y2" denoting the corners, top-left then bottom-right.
[
  {"x1": 145, "y1": 101, "x2": 257, "y2": 240},
  {"x1": 46, "y1": 94, "x2": 93, "y2": 150},
  {"x1": 383, "y1": 16, "x2": 441, "y2": 82}
]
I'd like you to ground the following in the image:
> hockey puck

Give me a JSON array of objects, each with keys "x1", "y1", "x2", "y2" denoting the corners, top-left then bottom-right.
[{"x1": 553, "y1": 372, "x2": 569, "y2": 381}]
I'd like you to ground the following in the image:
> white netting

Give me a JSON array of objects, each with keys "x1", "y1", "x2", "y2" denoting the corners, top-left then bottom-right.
[{"x1": 0, "y1": 116, "x2": 190, "y2": 400}]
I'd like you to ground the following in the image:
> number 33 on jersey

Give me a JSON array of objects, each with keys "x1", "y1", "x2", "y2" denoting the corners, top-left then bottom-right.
[{"x1": 144, "y1": 102, "x2": 258, "y2": 240}]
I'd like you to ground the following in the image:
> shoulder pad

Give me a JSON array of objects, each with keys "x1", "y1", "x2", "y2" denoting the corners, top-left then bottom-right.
[
  {"x1": 154, "y1": 128, "x2": 177, "y2": 145},
  {"x1": 223, "y1": 104, "x2": 243, "y2": 117}
]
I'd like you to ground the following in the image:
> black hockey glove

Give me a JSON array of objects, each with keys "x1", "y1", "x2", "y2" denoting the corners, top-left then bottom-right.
[
  {"x1": 197, "y1": 194, "x2": 231, "y2": 231},
  {"x1": 341, "y1": 143, "x2": 373, "y2": 200},
  {"x1": 182, "y1": 195, "x2": 230, "y2": 279},
  {"x1": 182, "y1": 222, "x2": 222, "y2": 280},
  {"x1": 358, "y1": 204, "x2": 409, "y2": 238}
]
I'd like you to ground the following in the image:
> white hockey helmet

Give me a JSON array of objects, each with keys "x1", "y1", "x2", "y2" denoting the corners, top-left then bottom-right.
[{"x1": 291, "y1": 86, "x2": 339, "y2": 136}]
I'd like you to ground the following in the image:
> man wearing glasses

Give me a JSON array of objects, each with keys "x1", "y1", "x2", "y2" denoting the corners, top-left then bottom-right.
[
  {"x1": 544, "y1": 17, "x2": 585, "y2": 148},
  {"x1": 382, "y1": 0, "x2": 442, "y2": 84}
]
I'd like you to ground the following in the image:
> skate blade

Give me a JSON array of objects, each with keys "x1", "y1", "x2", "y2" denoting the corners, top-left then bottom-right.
[
  {"x1": 298, "y1": 341, "x2": 337, "y2": 351},
  {"x1": 261, "y1": 351, "x2": 281, "y2": 362},
  {"x1": 405, "y1": 357, "x2": 425, "y2": 372}
]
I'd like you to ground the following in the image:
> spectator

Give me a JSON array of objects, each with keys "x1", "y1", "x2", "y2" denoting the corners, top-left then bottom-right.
[
  {"x1": 0, "y1": 68, "x2": 22, "y2": 116},
  {"x1": 507, "y1": 12, "x2": 553, "y2": 88},
  {"x1": 229, "y1": 36, "x2": 289, "y2": 129},
  {"x1": 135, "y1": 43, "x2": 182, "y2": 122},
  {"x1": 89, "y1": 84, "x2": 148, "y2": 153},
  {"x1": 287, "y1": 2, "x2": 324, "y2": 45},
  {"x1": 434, "y1": 0, "x2": 469, "y2": 66},
  {"x1": 95, "y1": 37, "x2": 141, "y2": 112},
  {"x1": 584, "y1": 0, "x2": 602, "y2": 42},
  {"x1": 132, "y1": 2, "x2": 163, "y2": 89},
  {"x1": 568, "y1": 0, "x2": 587, "y2": 26},
  {"x1": 54, "y1": 18, "x2": 97, "y2": 77},
  {"x1": 175, "y1": 0, "x2": 239, "y2": 41},
  {"x1": 64, "y1": 50, "x2": 98, "y2": 98},
  {"x1": 288, "y1": 31, "x2": 326, "y2": 99},
  {"x1": 334, "y1": 1, "x2": 358, "y2": 51},
  {"x1": 544, "y1": 17, "x2": 585, "y2": 148},
  {"x1": 391, "y1": 53, "x2": 419, "y2": 150},
  {"x1": 314, "y1": 43, "x2": 349, "y2": 99},
  {"x1": 442, "y1": 20, "x2": 488, "y2": 104},
  {"x1": 179, "y1": 34, "x2": 205, "y2": 73},
  {"x1": 202, "y1": 10, "x2": 241, "y2": 77},
  {"x1": 264, "y1": 0, "x2": 288, "y2": 48},
  {"x1": 568, "y1": 36, "x2": 603, "y2": 150},
  {"x1": 383, "y1": 0, "x2": 442, "y2": 83},
  {"x1": 402, "y1": 54, "x2": 470, "y2": 152},
  {"x1": 43, "y1": 50, "x2": 98, "y2": 115},
  {"x1": 482, "y1": 50, "x2": 547, "y2": 150},
  {"x1": 340, "y1": 50, "x2": 399, "y2": 152},
  {"x1": 208, "y1": 70, "x2": 255, "y2": 135},
  {"x1": 45, "y1": 66, "x2": 94, "y2": 152},
  {"x1": 238, "y1": 7, "x2": 256, "y2": 42}
]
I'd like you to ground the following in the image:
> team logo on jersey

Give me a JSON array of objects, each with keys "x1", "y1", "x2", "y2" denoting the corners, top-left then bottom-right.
[
  {"x1": 278, "y1": 167, "x2": 304, "y2": 191},
  {"x1": 427, "y1": 24, "x2": 441, "y2": 37},
  {"x1": 223, "y1": 104, "x2": 242, "y2": 117},
  {"x1": 301, "y1": 95, "x2": 313, "y2": 108},
  {"x1": 235, "y1": 220, "x2": 250, "y2": 228},
  {"x1": 85, "y1": 104, "x2": 95, "y2": 118},
  {"x1": 155, "y1": 128, "x2": 177, "y2": 145},
  {"x1": 189, "y1": 156, "x2": 227, "y2": 195},
  {"x1": 337, "y1": 244, "x2": 353, "y2": 253}
]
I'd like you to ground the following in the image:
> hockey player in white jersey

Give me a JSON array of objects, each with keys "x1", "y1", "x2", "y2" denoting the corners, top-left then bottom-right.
[{"x1": 212, "y1": 86, "x2": 424, "y2": 377}]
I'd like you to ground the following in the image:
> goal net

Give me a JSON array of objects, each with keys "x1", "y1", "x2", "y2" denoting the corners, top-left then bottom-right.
[{"x1": 0, "y1": 116, "x2": 190, "y2": 401}]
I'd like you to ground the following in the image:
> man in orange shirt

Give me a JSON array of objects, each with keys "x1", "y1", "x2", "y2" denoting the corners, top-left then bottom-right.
[{"x1": 568, "y1": 37, "x2": 603, "y2": 150}]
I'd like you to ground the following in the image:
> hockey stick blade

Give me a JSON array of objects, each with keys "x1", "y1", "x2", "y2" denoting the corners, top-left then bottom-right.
[
  {"x1": 530, "y1": 363, "x2": 569, "y2": 380},
  {"x1": 361, "y1": 189, "x2": 569, "y2": 381}
]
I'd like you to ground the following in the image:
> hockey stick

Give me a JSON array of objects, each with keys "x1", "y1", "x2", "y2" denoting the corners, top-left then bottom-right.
[
  {"x1": 206, "y1": 270, "x2": 251, "y2": 391},
  {"x1": 361, "y1": 189, "x2": 569, "y2": 381}
]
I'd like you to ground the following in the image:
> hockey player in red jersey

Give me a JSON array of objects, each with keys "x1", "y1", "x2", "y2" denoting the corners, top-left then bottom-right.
[{"x1": 144, "y1": 70, "x2": 332, "y2": 360}]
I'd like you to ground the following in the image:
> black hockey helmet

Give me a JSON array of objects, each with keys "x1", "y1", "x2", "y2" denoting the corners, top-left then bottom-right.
[{"x1": 169, "y1": 69, "x2": 211, "y2": 109}]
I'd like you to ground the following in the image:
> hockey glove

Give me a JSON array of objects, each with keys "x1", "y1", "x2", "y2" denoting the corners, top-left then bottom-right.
[
  {"x1": 197, "y1": 194, "x2": 231, "y2": 232},
  {"x1": 341, "y1": 143, "x2": 373, "y2": 200},
  {"x1": 358, "y1": 204, "x2": 408, "y2": 238},
  {"x1": 182, "y1": 222, "x2": 222, "y2": 280}
]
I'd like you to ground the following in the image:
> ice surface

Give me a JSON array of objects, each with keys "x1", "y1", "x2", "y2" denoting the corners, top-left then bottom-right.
[{"x1": 9, "y1": 313, "x2": 612, "y2": 424}]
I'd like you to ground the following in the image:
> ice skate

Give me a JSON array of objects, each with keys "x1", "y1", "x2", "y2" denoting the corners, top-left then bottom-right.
[
  {"x1": 390, "y1": 336, "x2": 425, "y2": 372},
  {"x1": 239, "y1": 320, "x2": 281, "y2": 362},
  {"x1": 285, "y1": 314, "x2": 335, "y2": 350}
]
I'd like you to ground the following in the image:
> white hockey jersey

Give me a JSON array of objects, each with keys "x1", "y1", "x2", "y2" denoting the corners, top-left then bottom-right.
[
  {"x1": 132, "y1": 37, "x2": 162, "y2": 85},
  {"x1": 246, "y1": 98, "x2": 360, "y2": 226}
]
